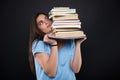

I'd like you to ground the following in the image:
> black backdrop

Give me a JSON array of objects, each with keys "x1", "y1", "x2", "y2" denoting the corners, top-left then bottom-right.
[{"x1": 0, "y1": 0, "x2": 120, "y2": 80}]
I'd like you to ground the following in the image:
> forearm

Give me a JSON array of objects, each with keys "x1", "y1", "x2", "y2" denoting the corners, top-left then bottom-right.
[
  {"x1": 46, "y1": 46, "x2": 58, "y2": 77},
  {"x1": 71, "y1": 42, "x2": 82, "y2": 73}
]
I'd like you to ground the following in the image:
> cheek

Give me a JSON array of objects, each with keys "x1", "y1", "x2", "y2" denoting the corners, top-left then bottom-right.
[{"x1": 38, "y1": 25, "x2": 47, "y2": 32}]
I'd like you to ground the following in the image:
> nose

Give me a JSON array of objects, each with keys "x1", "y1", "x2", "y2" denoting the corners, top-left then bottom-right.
[
  {"x1": 44, "y1": 21, "x2": 49, "y2": 26},
  {"x1": 44, "y1": 20, "x2": 51, "y2": 25}
]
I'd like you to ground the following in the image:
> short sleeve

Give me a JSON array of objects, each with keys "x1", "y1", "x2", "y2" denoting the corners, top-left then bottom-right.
[{"x1": 32, "y1": 40, "x2": 46, "y2": 55}]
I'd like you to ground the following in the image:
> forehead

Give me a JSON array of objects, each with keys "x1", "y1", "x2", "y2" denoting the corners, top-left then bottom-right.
[{"x1": 36, "y1": 14, "x2": 47, "y2": 22}]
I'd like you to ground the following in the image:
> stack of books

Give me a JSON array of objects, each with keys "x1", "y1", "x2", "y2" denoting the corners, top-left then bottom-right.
[{"x1": 48, "y1": 7, "x2": 86, "y2": 39}]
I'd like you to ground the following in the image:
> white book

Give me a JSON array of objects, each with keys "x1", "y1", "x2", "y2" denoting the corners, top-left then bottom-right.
[
  {"x1": 50, "y1": 10, "x2": 76, "y2": 15},
  {"x1": 52, "y1": 21, "x2": 81, "y2": 25},
  {"x1": 49, "y1": 13, "x2": 77, "y2": 19},
  {"x1": 53, "y1": 7, "x2": 70, "y2": 9},
  {"x1": 52, "y1": 24, "x2": 81, "y2": 29},
  {"x1": 51, "y1": 9, "x2": 76, "y2": 12},
  {"x1": 53, "y1": 19, "x2": 80, "y2": 22}
]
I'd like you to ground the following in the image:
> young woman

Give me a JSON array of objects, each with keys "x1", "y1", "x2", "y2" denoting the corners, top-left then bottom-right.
[{"x1": 29, "y1": 12, "x2": 86, "y2": 80}]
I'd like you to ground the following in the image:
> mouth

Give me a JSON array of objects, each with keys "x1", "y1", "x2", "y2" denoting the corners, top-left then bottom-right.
[{"x1": 47, "y1": 23, "x2": 52, "y2": 28}]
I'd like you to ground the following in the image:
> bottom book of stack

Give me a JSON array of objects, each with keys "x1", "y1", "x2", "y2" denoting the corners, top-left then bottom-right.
[{"x1": 48, "y1": 30, "x2": 86, "y2": 39}]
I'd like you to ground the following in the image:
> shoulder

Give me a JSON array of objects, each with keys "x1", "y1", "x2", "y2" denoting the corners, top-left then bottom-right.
[
  {"x1": 32, "y1": 40, "x2": 44, "y2": 46},
  {"x1": 32, "y1": 39, "x2": 49, "y2": 55},
  {"x1": 32, "y1": 39, "x2": 46, "y2": 50}
]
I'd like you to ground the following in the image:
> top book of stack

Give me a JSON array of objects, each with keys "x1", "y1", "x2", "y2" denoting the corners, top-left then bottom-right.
[{"x1": 49, "y1": 7, "x2": 78, "y2": 20}]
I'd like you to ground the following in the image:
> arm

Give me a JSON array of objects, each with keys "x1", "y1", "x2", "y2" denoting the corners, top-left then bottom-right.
[
  {"x1": 35, "y1": 35, "x2": 58, "y2": 77},
  {"x1": 70, "y1": 37, "x2": 86, "y2": 73}
]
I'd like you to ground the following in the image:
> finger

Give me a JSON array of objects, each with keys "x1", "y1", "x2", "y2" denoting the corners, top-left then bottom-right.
[{"x1": 43, "y1": 35, "x2": 48, "y2": 42}]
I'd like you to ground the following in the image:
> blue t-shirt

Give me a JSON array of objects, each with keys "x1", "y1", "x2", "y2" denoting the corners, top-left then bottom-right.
[{"x1": 32, "y1": 39, "x2": 76, "y2": 80}]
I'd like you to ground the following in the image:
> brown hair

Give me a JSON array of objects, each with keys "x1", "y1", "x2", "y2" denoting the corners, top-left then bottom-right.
[{"x1": 28, "y1": 12, "x2": 48, "y2": 75}]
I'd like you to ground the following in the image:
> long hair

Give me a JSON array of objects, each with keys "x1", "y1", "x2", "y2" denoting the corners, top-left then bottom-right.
[{"x1": 28, "y1": 12, "x2": 48, "y2": 75}]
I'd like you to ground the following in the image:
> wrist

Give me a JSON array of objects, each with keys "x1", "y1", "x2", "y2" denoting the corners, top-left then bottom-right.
[
  {"x1": 51, "y1": 42, "x2": 57, "y2": 46},
  {"x1": 51, "y1": 44, "x2": 57, "y2": 46},
  {"x1": 75, "y1": 42, "x2": 81, "y2": 46}
]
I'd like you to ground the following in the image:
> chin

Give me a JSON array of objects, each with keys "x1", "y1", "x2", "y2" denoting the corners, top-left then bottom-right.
[
  {"x1": 49, "y1": 28, "x2": 52, "y2": 33},
  {"x1": 46, "y1": 30, "x2": 51, "y2": 34}
]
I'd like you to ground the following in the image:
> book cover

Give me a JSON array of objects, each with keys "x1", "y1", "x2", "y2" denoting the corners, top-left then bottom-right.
[
  {"x1": 49, "y1": 10, "x2": 76, "y2": 15},
  {"x1": 53, "y1": 7, "x2": 70, "y2": 9},
  {"x1": 51, "y1": 9, "x2": 76, "y2": 12},
  {"x1": 53, "y1": 19, "x2": 80, "y2": 22},
  {"x1": 48, "y1": 35, "x2": 86, "y2": 39},
  {"x1": 52, "y1": 21, "x2": 81, "y2": 25},
  {"x1": 49, "y1": 13, "x2": 78, "y2": 19},
  {"x1": 52, "y1": 28, "x2": 80, "y2": 33},
  {"x1": 51, "y1": 14, "x2": 79, "y2": 20},
  {"x1": 53, "y1": 30, "x2": 84, "y2": 37},
  {"x1": 52, "y1": 24, "x2": 81, "y2": 29}
]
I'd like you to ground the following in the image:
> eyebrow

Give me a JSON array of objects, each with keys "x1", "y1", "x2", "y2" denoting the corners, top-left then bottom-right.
[
  {"x1": 38, "y1": 20, "x2": 43, "y2": 24},
  {"x1": 37, "y1": 16, "x2": 48, "y2": 24}
]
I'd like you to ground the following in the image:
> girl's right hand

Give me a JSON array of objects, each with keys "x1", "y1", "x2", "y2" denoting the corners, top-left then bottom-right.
[{"x1": 43, "y1": 34, "x2": 57, "y2": 45}]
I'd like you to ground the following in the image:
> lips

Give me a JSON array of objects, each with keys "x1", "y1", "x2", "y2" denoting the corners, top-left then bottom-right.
[{"x1": 47, "y1": 23, "x2": 52, "y2": 28}]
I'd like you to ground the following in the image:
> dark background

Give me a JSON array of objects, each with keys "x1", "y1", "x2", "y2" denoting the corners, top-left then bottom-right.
[{"x1": 0, "y1": 0, "x2": 120, "y2": 80}]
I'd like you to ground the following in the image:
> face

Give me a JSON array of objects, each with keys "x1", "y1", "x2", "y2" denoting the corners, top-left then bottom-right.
[{"x1": 36, "y1": 14, "x2": 52, "y2": 34}]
